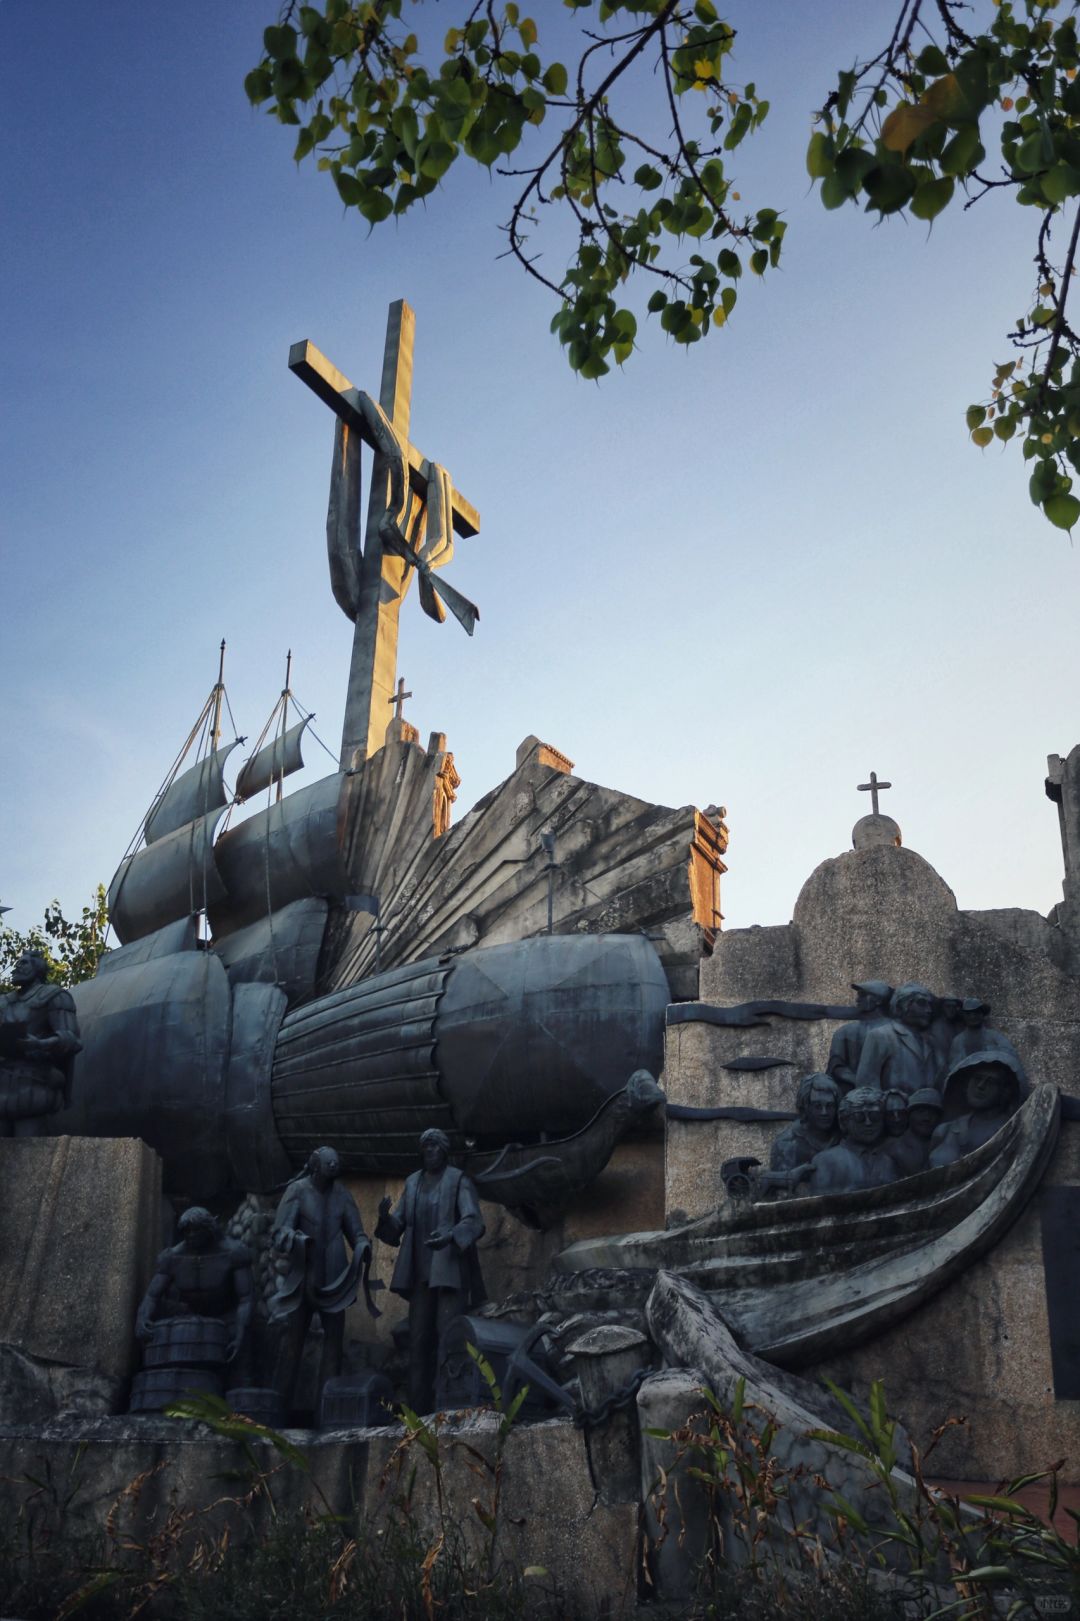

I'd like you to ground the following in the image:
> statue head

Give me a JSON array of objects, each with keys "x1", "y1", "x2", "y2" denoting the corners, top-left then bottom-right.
[
  {"x1": 960, "y1": 996, "x2": 991, "y2": 1029},
  {"x1": 307, "y1": 1145, "x2": 341, "y2": 1186},
  {"x1": 883, "y1": 1089, "x2": 909, "y2": 1137},
  {"x1": 12, "y1": 950, "x2": 48, "y2": 989},
  {"x1": 943, "y1": 1049, "x2": 1025, "y2": 1118},
  {"x1": 891, "y1": 984, "x2": 935, "y2": 1031},
  {"x1": 838, "y1": 1087, "x2": 886, "y2": 1146},
  {"x1": 177, "y1": 1206, "x2": 219, "y2": 1251},
  {"x1": 936, "y1": 996, "x2": 962, "y2": 1023},
  {"x1": 626, "y1": 1069, "x2": 665, "y2": 1113},
  {"x1": 851, "y1": 980, "x2": 892, "y2": 1017},
  {"x1": 420, "y1": 1127, "x2": 451, "y2": 1173},
  {"x1": 796, "y1": 1072, "x2": 839, "y2": 1134},
  {"x1": 907, "y1": 1088, "x2": 944, "y2": 1138}
]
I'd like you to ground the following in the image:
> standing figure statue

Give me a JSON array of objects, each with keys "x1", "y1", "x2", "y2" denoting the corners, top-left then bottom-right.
[
  {"x1": 269, "y1": 1146, "x2": 374, "y2": 1413},
  {"x1": 827, "y1": 981, "x2": 893, "y2": 1089},
  {"x1": 807, "y1": 1087, "x2": 899, "y2": 1194},
  {"x1": 136, "y1": 1206, "x2": 253, "y2": 1365},
  {"x1": 855, "y1": 983, "x2": 939, "y2": 1097},
  {"x1": 929, "y1": 995, "x2": 963, "y2": 1077},
  {"x1": 0, "y1": 950, "x2": 82, "y2": 1135},
  {"x1": 929, "y1": 1051, "x2": 1027, "y2": 1167},
  {"x1": 375, "y1": 1127, "x2": 485, "y2": 1415}
]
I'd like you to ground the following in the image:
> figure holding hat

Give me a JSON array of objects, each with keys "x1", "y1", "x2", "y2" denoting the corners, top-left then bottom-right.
[{"x1": 827, "y1": 981, "x2": 893, "y2": 1090}]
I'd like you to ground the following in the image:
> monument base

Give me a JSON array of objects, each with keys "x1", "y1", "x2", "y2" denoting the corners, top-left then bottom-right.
[{"x1": 0, "y1": 1135, "x2": 162, "y2": 1422}]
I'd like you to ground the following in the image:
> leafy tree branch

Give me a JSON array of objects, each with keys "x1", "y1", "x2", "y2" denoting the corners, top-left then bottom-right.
[{"x1": 247, "y1": 0, "x2": 1080, "y2": 532}]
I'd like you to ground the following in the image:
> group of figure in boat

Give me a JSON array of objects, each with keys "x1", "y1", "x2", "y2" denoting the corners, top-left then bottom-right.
[{"x1": 756, "y1": 980, "x2": 1028, "y2": 1198}]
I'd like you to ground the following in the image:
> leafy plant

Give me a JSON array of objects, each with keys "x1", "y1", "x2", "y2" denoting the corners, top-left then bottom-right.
[{"x1": 0, "y1": 885, "x2": 110, "y2": 990}]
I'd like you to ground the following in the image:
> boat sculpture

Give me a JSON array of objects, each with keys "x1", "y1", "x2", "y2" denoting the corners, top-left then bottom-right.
[{"x1": 553, "y1": 1084, "x2": 1061, "y2": 1367}]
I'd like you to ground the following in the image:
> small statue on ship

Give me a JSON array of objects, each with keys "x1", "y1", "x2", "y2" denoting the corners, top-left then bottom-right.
[
  {"x1": 807, "y1": 1087, "x2": 898, "y2": 1194},
  {"x1": 376, "y1": 1127, "x2": 485, "y2": 1414},
  {"x1": 269, "y1": 1146, "x2": 376, "y2": 1413},
  {"x1": 929, "y1": 1051, "x2": 1026, "y2": 1167},
  {"x1": 769, "y1": 1074, "x2": 840, "y2": 1173},
  {"x1": 855, "y1": 983, "x2": 939, "y2": 1097},
  {"x1": 884, "y1": 1087, "x2": 943, "y2": 1177},
  {"x1": 0, "y1": 950, "x2": 82, "y2": 1135},
  {"x1": 826, "y1": 981, "x2": 893, "y2": 1089}
]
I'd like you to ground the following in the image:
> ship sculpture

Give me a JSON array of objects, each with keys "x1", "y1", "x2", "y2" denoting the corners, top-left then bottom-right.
[{"x1": 60, "y1": 302, "x2": 728, "y2": 1209}]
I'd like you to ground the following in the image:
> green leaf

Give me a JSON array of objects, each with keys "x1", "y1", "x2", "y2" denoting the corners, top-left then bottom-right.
[
  {"x1": 916, "y1": 44, "x2": 950, "y2": 76},
  {"x1": 646, "y1": 290, "x2": 667, "y2": 313},
  {"x1": 863, "y1": 163, "x2": 916, "y2": 214},
  {"x1": 244, "y1": 67, "x2": 273, "y2": 105},
  {"x1": 1044, "y1": 492, "x2": 1080, "y2": 531},
  {"x1": 971, "y1": 426, "x2": 994, "y2": 447},
  {"x1": 542, "y1": 62, "x2": 568, "y2": 96},
  {"x1": 910, "y1": 175, "x2": 954, "y2": 220},
  {"x1": 357, "y1": 189, "x2": 393, "y2": 224},
  {"x1": 806, "y1": 131, "x2": 833, "y2": 179},
  {"x1": 966, "y1": 405, "x2": 986, "y2": 430},
  {"x1": 635, "y1": 163, "x2": 663, "y2": 191},
  {"x1": 1042, "y1": 164, "x2": 1080, "y2": 204},
  {"x1": 334, "y1": 171, "x2": 364, "y2": 206},
  {"x1": 820, "y1": 170, "x2": 850, "y2": 210},
  {"x1": 750, "y1": 248, "x2": 768, "y2": 275},
  {"x1": 940, "y1": 124, "x2": 985, "y2": 176}
]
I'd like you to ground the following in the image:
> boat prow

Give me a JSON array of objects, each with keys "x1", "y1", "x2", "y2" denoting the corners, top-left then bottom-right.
[{"x1": 555, "y1": 1083, "x2": 1061, "y2": 1369}]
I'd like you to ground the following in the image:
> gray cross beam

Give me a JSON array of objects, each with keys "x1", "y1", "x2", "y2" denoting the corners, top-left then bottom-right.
[{"x1": 858, "y1": 771, "x2": 892, "y2": 816}]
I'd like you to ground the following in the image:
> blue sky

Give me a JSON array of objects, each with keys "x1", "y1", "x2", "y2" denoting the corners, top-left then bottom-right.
[{"x1": 2, "y1": 1, "x2": 1076, "y2": 937}]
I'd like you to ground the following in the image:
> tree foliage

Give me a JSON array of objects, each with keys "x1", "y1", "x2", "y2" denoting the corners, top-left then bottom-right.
[
  {"x1": 246, "y1": 0, "x2": 781, "y2": 379},
  {"x1": 0, "y1": 886, "x2": 110, "y2": 991},
  {"x1": 247, "y1": 0, "x2": 1080, "y2": 531}
]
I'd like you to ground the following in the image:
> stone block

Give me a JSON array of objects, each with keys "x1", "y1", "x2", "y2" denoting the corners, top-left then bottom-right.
[{"x1": 0, "y1": 1136, "x2": 161, "y2": 1411}]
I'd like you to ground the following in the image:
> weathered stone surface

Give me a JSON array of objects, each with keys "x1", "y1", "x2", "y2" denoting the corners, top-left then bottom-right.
[
  {"x1": 0, "y1": 1407, "x2": 639, "y2": 1617},
  {"x1": 642, "y1": 1274, "x2": 937, "y2": 1594},
  {"x1": 811, "y1": 1123, "x2": 1080, "y2": 1480},
  {"x1": 0, "y1": 1136, "x2": 161, "y2": 1408},
  {"x1": 0, "y1": 1345, "x2": 122, "y2": 1425}
]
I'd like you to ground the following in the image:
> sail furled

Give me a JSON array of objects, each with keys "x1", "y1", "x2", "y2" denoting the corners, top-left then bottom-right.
[
  {"x1": 210, "y1": 772, "x2": 350, "y2": 937},
  {"x1": 108, "y1": 809, "x2": 228, "y2": 945},
  {"x1": 235, "y1": 718, "x2": 311, "y2": 802},
  {"x1": 144, "y1": 741, "x2": 240, "y2": 845}
]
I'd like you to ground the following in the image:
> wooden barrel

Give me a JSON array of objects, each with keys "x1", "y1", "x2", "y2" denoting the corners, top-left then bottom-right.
[
  {"x1": 318, "y1": 1371, "x2": 396, "y2": 1429},
  {"x1": 130, "y1": 1366, "x2": 224, "y2": 1412},
  {"x1": 226, "y1": 1387, "x2": 287, "y2": 1428},
  {"x1": 144, "y1": 1316, "x2": 228, "y2": 1369}
]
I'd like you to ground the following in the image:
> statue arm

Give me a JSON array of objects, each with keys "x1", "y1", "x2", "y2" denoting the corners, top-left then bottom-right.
[
  {"x1": 854, "y1": 1028, "x2": 888, "y2": 1089},
  {"x1": 135, "y1": 1257, "x2": 170, "y2": 1341},
  {"x1": 47, "y1": 991, "x2": 82, "y2": 1055},
  {"x1": 228, "y1": 1255, "x2": 254, "y2": 1358},
  {"x1": 271, "y1": 1185, "x2": 302, "y2": 1252},
  {"x1": 827, "y1": 1028, "x2": 857, "y2": 1088},
  {"x1": 450, "y1": 1176, "x2": 485, "y2": 1251},
  {"x1": 375, "y1": 1188, "x2": 407, "y2": 1247},
  {"x1": 342, "y1": 1193, "x2": 372, "y2": 1261}
]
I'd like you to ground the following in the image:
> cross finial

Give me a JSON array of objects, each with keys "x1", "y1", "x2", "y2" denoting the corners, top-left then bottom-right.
[
  {"x1": 858, "y1": 770, "x2": 892, "y2": 816},
  {"x1": 388, "y1": 677, "x2": 413, "y2": 724}
]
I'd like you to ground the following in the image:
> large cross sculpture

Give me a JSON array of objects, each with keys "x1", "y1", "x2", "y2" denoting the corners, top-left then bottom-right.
[{"x1": 289, "y1": 301, "x2": 481, "y2": 768}]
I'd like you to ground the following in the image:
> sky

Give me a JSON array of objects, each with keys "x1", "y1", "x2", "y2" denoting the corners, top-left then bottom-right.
[{"x1": 2, "y1": 1, "x2": 1077, "y2": 940}]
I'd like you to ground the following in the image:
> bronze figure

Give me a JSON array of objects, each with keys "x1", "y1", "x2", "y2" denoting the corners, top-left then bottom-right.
[
  {"x1": 376, "y1": 1127, "x2": 485, "y2": 1414},
  {"x1": 0, "y1": 951, "x2": 82, "y2": 1134}
]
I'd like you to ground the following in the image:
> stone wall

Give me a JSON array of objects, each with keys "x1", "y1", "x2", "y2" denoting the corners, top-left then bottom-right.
[{"x1": 0, "y1": 1136, "x2": 162, "y2": 1421}]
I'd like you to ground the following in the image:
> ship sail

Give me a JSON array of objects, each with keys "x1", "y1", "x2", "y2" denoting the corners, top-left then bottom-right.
[
  {"x1": 108, "y1": 808, "x2": 229, "y2": 944},
  {"x1": 144, "y1": 740, "x2": 240, "y2": 844},
  {"x1": 235, "y1": 718, "x2": 311, "y2": 802}
]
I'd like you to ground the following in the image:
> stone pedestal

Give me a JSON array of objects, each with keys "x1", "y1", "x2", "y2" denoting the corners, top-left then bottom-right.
[{"x1": 0, "y1": 1136, "x2": 162, "y2": 1420}]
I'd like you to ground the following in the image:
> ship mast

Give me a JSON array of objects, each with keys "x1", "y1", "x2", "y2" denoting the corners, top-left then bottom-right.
[{"x1": 211, "y1": 639, "x2": 226, "y2": 750}]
